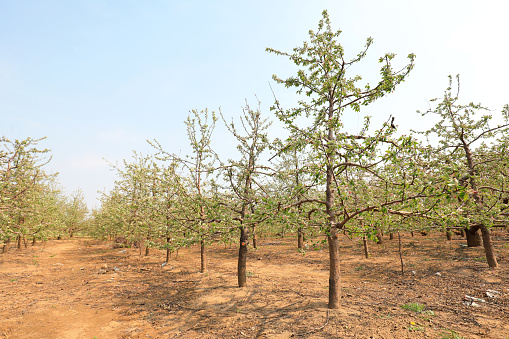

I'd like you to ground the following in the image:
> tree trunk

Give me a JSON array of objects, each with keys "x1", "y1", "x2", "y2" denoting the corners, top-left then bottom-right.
[
  {"x1": 376, "y1": 228, "x2": 383, "y2": 245},
  {"x1": 460, "y1": 229, "x2": 465, "y2": 237},
  {"x1": 238, "y1": 226, "x2": 248, "y2": 287},
  {"x1": 2, "y1": 237, "x2": 10, "y2": 253},
  {"x1": 297, "y1": 228, "x2": 304, "y2": 250},
  {"x1": 200, "y1": 239, "x2": 207, "y2": 273},
  {"x1": 23, "y1": 236, "x2": 27, "y2": 248},
  {"x1": 362, "y1": 236, "x2": 369, "y2": 259},
  {"x1": 252, "y1": 226, "x2": 257, "y2": 249},
  {"x1": 17, "y1": 235, "x2": 21, "y2": 249},
  {"x1": 446, "y1": 228, "x2": 452, "y2": 241},
  {"x1": 165, "y1": 237, "x2": 171, "y2": 262},
  {"x1": 480, "y1": 225, "x2": 498, "y2": 268},
  {"x1": 145, "y1": 237, "x2": 150, "y2": 256},
  {"x1": 328, "y1": 233, "x2": 341, "y2": 309},
  {"x1": 32, "y1": 237, "x2": 36, "y2": 246},
  {"x1": 389, "y1": 233, "x2": 394, "y2": 240},
  {"x1": 465, "y1": 226, "x2": 482, "y2": 247}
]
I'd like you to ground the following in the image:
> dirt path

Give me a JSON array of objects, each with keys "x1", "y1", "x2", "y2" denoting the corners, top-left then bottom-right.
[{"x1": 1, "y1": 233, "x2": 509, "y2": 338}]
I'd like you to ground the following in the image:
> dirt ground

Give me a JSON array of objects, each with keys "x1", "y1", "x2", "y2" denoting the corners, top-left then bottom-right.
[{"x1": 1, "y1": 231, "x2": 509, "y2": 339}]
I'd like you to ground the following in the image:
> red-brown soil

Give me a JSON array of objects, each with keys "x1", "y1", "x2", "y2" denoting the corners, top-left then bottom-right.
[{"x1": 1, "y1": 231, "x2": 509, "y2": 338}]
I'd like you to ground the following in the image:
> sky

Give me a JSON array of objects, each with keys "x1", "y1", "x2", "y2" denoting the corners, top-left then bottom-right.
[{"x1": 1, "y1": 0, "x2": 509, "y2": 209}]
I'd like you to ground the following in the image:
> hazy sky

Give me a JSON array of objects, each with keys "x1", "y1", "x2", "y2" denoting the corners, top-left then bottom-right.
[{"x1": 2, "y1": 1, "x2": 508, "y2": 209}]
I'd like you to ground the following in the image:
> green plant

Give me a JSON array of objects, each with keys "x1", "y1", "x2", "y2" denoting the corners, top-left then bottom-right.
[
  {"x1": 401, "y1": 302, "x2": 426, "y2": 313},
  {"x1": 408, "y1": 325, "x2": 425, "y2": 332},
  {"x1": 440, "y1": 330, "x2": 467, "y2": 339}
]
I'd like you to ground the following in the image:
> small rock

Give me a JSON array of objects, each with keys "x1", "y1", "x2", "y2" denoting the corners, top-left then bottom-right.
[
  {"x1": 435, "y1": 272, "x2": 441, "y2": 276},
  {"x1": 80, "y1": 267, "x2": 85, "y2": 270},
  {"x1": 101, "y1": 264, "x2": 108, "y2": 269},
  {"x1": 411, "y1": 271, "x2": 416, "y2": 275},
  {"x1": 486, "y1": 292, "x2": 496, "y2": 298},
  {"x1": 97, "y1": 269, "x2": 107, "y2": 274}
]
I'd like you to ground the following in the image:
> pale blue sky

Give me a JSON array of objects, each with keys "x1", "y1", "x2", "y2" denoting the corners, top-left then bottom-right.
[{"x1": 2, "y1": 1, "x2": 508, "y2": 208}]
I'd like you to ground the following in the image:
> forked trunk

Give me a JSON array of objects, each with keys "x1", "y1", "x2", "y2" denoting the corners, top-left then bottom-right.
[
  {"x1": 480, "y1": 225, "x2": 498, "y2": 268},
  {"x1": 328, "y1": 233, "x2": 341, "y2": 309},
  {"x1": 238, "y1": 226, "x2": 248, "y2": 287},
  {"x1": 465, "y1": 226, "x2": 482, "y2": 247},
  {"x1": 200, "y1": 239, "x2": 207, "y2": 273}
]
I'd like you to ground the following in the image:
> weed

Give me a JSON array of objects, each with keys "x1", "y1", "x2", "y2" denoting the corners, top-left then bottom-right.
[
  {"x1": 10, "y1": 278, "x2": 18, "y2": 282},
  {"x1": 472, "y1": 257, "x2": 486, "y2": 262},
  {"x1": 49, "y1": 254, "x2": 56, "y2": 257},
  {"x1": 401, "y1": 302, "x2": 426, "y2": 313},
  {"x1": 31, "y1": 259, "x2": 38, "y2": 265},
  {"x1": 408, "y1": 325, "x2": 425, "y2": 332},
  {"x1": 440, "y1": 330, "x2": 467, "y2": 339},
  {"x1": 246, "y1": 271, "x2": 255, "y2": 277},
  {"x1": 376, "y1": 313, "x2": 394, "y2": 319},
  {"x1": 355, "y1": 265, "x2": 366, "y2": 271}
]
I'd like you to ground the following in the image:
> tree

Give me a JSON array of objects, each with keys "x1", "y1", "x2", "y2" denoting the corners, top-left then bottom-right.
[
  {"x1": 151, "y1": 108, "x2": 221, "y2": 272},
  {"x1": 222, "y1": 101, "x2": 272, "y2": 287},
  {"x1": 267, "y1": 10, "x2": 416, "y2": 308},
  {"x1": 418, "y1": 75, "x2": 509, "y2": 268},
  {"x1": 63, "y1": 190, "x2": 88, "y2": 238}
]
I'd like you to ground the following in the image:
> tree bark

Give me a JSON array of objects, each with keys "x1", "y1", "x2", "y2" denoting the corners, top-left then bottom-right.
[
  {"x1": 17, "y1": 235, "x2": 21, "y2": 249},
  {"x1": 238, "y1": 226, "x2": 248, "y2": 287},
  {"x1": 32, "y1": 237, "x2": 36, "y2": 246},
  {"x1": 2, "y1": 237, "x2": 10, "y2": 253},
  {"x1": 480, "y1": 225, "x2": 498, "y2": 268},
  {"x1": 252, "y1": 226, "x2": 257, "y2": 249},
  {"x1": 446, "y1": 228, "x2": 452, "y2": 241},
  {"x1": 328, "y1": 233, "x2": 341, "y2": 309},
  {"x1": 465, "y1": 226, "x2": 482, "y2": 247},
  {"x1": 165, "y1": 236, "x2": 171, "y2": 263},
  {"x1": 362, "y1": 236, "x2": 369, "y2": 259},
  {"x1": 376, "y1": 228, "x2": 383, "y2": 245},
  {"x1": 297, "y1": 228, "x2": 304, "y2": 250},
  {"x1": 389, "y1": 233, "x2": 394, "y2": 240},
  {"x1": 200, "y1": 239, "x2": 207, "y2": 273}
]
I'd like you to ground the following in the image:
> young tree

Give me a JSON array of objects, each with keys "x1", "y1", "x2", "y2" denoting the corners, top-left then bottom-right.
[
  {"x1": 151, "y1": 108, "x2": 220, "y2": 272},
  {"x1": 267, "y1": 10, "x2": 416, "y2": 308},
  {"x1": 222, "y1": 101, "x2": 272, "y2": 287}
]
